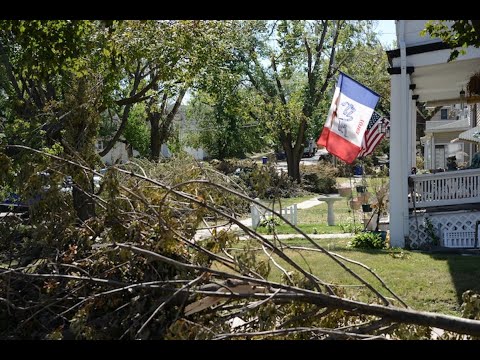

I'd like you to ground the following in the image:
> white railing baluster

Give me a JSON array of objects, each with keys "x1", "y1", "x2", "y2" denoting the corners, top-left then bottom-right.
[{"x1": 408, "y1": 169, "x2": 480, "y2": 208}]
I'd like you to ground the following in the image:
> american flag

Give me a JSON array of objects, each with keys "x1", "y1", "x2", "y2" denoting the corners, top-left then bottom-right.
[{"x1": 357, "y1": 111, "x2": 389, "y2": 157}]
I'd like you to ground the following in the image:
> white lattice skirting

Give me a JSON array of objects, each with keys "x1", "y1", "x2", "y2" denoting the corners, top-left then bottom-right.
[
  {"x1": 443, "y1": 230, "x2": 477, "y2": 248},
  {"x1": 408, "y1": 211, "x2": 480, "y2": 248}
]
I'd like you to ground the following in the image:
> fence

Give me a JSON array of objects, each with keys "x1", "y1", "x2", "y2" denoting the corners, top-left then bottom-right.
[{"x1": 251, "y1": 203, "x2": 297, "y2": 228}]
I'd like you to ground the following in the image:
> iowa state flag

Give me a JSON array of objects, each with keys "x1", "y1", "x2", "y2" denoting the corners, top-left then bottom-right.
[{"x1": 317, "y1": 73, "x2": 380, "y2": 163}]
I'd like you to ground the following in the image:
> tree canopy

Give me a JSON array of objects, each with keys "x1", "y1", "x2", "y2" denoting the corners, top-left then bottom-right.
[
  {"x1": 423, "y1": 20, "x2": 480, "y2": 61},
  {"x1": 186, "y1": 20, "x2": 389, "y2": 180}
]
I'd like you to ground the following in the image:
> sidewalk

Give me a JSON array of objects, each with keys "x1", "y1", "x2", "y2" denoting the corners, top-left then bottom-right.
[
  {"x1": 240, "y1": 233, "x2": 355, "y2": 240},
  {"x1": 194, "y1": 196, "x2": 352, "y2": 242}
]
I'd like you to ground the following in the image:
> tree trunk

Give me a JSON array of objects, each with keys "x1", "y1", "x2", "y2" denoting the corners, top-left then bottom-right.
[
  {"x1": 148, "y1": 89, "x2": 186, "y2": 161},
  {"x1": 72, "y1": 179, "x2": 95, "y2": 222},
  {"x1": 149, "y1": 112, "x2": 161, "y2": 161},
  {"x1": 284, "y1": 143, "x2": 302, "y2": 182},
  {"x1": 65, "y1": 78, "x2": 98, "y2": 222}
]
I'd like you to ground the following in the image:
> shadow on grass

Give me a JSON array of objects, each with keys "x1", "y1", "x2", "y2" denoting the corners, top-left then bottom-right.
[{"x1": 429, "y1": 253, "x2": 480, "y2": 303}]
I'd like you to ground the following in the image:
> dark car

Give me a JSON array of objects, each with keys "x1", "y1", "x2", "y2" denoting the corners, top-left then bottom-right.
[
  {"x1": 0, "y1": 192, "x2": 34, "y2": 213},
  {"x1": 0, "y1": 172, "x2": 73, "y2": 214}
]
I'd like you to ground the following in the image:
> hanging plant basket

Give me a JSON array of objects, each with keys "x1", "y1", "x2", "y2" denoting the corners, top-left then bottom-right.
[
  {"x1": 356, "y1": 185, "x2": 366, "y2": 193},
  {"x1": 362, "y1": 204, "x2": 372, "y2": 213},
  {"x1": 349, "y1": 199, "x2": 361, "y2": 210},
  {"x1": 357, "y1": 192, "x2": 370, "y2": 203},
  {"x1": 467, "y1": 72, "x2": 480, "y2": 96},
  {"x1": 338, "y1": 187, "x2": 352, "y2": 197}
]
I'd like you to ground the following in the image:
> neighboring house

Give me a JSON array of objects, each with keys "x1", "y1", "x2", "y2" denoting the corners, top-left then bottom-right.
[
  {"x1": 96, "y1": 138, "x2": 140, "y2": 166},
  {"x1": 387, "y1": 20, "x2": 480, "y2": 249},
  {"x1": 421, "y1": 105, "x2": 476, "y2": 170},
  {"x1": 176, "y1": 105, "x2": 209, "y2": 160},
  {"x1": 97, "y1": 106, "x2": 208, "y2": 164}
]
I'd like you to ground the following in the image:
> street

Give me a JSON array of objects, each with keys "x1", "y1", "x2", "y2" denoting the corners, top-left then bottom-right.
[{"x1": 276, "y1": 148, "x2": 329, "y2": 173}]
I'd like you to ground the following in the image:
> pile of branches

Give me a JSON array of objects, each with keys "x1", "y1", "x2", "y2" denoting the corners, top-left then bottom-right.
[
  {"x1": 212, "y1": 158, "x2": 305, "y2": 199},
  {"x1": 1, "y1": 146, "x2": 480, "y2": 339}
]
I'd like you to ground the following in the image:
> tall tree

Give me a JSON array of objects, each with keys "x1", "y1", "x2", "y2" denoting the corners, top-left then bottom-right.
[
  {"x1": 0, "y1": 20, "x2": 113, "y2": 220},
  {"x1": 0, "y1": 20, "x2": 232, "y2": 222},
  {"x1": 124, "y1": 103, "x2": 150, "y2": 158},
  {"x1": 230, "y1": 20, "x2": 375, "y2": 182},
  {"x1": 187, "y1": 87, "x2": 268, "y2": 160},
  {"x1": 98, "y1": 20, "x2": 231, "y2": 161}
]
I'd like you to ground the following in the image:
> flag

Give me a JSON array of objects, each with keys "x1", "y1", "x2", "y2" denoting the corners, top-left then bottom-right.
[
  {"x1": 357, "y1": 111, "x2": 389, "y2": 157},
  {"x1": 317, "y1": 72, "x2": 380, "y2": 163}
]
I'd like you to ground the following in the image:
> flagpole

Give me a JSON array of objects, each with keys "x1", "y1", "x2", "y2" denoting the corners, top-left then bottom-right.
[
  {"x1": 361, "y1": 158, "x2": 367, "y2": 231},
  {"x1": 349, "y1": 173, "x2": 356, "y2": 232}
]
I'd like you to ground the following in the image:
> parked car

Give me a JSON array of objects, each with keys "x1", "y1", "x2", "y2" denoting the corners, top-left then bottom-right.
[
  {"x1": 275, "y1": 151, "x2": 286, "y2": 161},
  {"x1": 303, "y1": 138, "x2": 316, "y2": 158},
  {"x1": 0, "y1": 192, "x2": 30, "y2": 213}
]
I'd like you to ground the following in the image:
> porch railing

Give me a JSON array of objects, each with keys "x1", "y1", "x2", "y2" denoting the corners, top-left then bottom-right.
[{"x1": 409, "y1": 168, "x2": 480, "y2": 208}]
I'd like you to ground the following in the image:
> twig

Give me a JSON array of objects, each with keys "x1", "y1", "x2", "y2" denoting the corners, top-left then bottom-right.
[
  {"x1": 213, "y1": 326, "x2": 386, "y2": 340},
  {"x1": 261, "y1": 244, "x2": 293, "y2": 284},
  {"x1": 135, "y1": 274, "x2": 204, "y2": 338}
]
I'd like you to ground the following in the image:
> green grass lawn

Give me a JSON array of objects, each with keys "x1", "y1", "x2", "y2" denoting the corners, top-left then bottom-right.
[
  {"x1": 257, "y1": 194, "x2": 318, "y2": 208},
  {"x1": 255, "y1": 196, "x2": 365, "y2": 234},
  {"x1": 253, "y1": 177, "x2": 388, "y2": 235},
  {"x1": 223, "y1": 237, "x2": 480, "y2": 317}
]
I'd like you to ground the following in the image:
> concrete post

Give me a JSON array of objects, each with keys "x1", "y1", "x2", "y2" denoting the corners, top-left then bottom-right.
[{"x1": 251, "y1": 204, "x2": 260, "y2": 229}]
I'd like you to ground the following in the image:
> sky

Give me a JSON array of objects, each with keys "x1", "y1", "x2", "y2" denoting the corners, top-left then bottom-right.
[{"x1": 376, "y1": 20, "x2": 396, "y2": 48}]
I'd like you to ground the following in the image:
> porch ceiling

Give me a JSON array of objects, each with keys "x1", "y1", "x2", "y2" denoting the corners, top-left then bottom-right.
[{"x1": 412, "y1": 57, "x2": 480, "y2": 104}]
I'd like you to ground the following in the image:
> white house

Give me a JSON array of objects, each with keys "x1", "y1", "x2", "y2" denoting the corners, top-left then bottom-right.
[
  {"x1": 96, "y1": 106, "x2": 204, "y2": 165},
  {"x1": 421, "y1": 105, "x2": 474, "y2": 170},
  {"x1": 96, "y1": 139, "x2": 140, "y2": 166},
  {"x1": 387, "y1": 20, "x2": 480, "y2": 248}
]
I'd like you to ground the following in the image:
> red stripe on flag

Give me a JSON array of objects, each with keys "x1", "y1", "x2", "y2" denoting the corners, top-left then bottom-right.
[
  {"x1": 317, "y1": 127, "x2": 329, "y2": 147},
  {"x1": 358, "y1": 115, "x2": 389, "y2": 157},
  {"x1": 320, "y1": 128, "x2": 362, "y2": 163}
]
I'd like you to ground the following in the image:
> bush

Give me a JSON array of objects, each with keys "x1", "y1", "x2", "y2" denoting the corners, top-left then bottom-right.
[
  {"x1": 301, "y1": 161, "x2": 338, "y2": 194},
  {"x1": 416, "y1": 155, "x2": 424, "y2": 170},
  {"x1": 216, "y1": 159, "x2": 305, "y2": 200},
  {"x1": 258, "y1": 216, "x2": 282, "y2": 234},
  {"x1": 335, "y1": 160, "x2": 355, "y2": 178},
  {"x1": 349, "y1": 231, "x2": 386, "y2": 249}
]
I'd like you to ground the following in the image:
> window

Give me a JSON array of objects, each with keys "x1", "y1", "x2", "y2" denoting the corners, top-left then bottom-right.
[{"x1": 440, "y1": 109, "x2": 448, "y2": 120}]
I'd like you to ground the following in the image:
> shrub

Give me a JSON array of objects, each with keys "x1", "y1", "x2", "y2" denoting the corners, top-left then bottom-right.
[
  {"x1": 349, "y1": 231, "x2": 386, "y2": 249},
  {"x1": 258, "y1": 216, "x2": 282, "y2": 234},
  {"x1": 416, "y1": 155, "x2": 424, "y2": 170},
  {"x1": 301, "y1": 161, "x2": 338, "y2": 194},
  {"x1": 339, "y1": 223, "x2": 363, "y2": 234},
  {"x1": 334, "y1": 160, "x2": 355, "y2": 178},
  {"x1": 217, "y1": 159, "x2": 304, "y2": 200}
]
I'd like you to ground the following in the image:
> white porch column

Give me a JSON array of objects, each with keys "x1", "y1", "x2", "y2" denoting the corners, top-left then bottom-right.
[
  {"x1": 431, "y1": 136, "x2": 435, "y2": 170},
  {"x1": 389, "y1": 76, "x2": 410, "y2": 248},
  {"x1": 425, "y1": 136, "x2": 432, "y2": 170},
  {"x1": 423, "y1": 135, "x2": 430, "y2": 170},
  {"x1": 411, "y1": 97, "x2": 417, "y2": 169}
]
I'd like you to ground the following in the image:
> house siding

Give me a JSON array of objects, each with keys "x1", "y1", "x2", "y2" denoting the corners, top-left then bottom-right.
[{"x1": 430, "y1": 107, "x2": 457, "y2": 122}]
